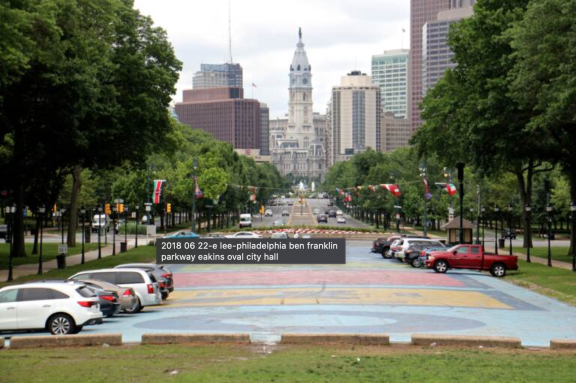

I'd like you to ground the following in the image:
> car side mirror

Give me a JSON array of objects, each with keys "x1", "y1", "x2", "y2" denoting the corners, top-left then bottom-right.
[{"x1": 453, "y1": 250, "x2": 457, "y2": 255}]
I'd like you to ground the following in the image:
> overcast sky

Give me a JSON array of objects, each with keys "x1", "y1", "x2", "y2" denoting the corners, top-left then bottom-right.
[{"x1": 134, "y1": 0, "x2": 410, "y2": 119}]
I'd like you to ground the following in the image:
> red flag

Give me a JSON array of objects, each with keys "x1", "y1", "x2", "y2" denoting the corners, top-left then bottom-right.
[
  {"x1": 368, "y1": 185, "x2": 375, "y2": 192},
  {"x1": 446, "y1": 183, "x2": 457, "y2": 196},
  {"x1": 345, "y1": 194, "x2": 352, "y2": 202},
  {"x1": 153, "y1": 180, "x2": 166, "y2": 204},
  {"x1": 380, "y1": 184, "x2": 401, "y2": 197},
  {"x1": 194, "y1": 178, "x2": 204, "y2": 199}
]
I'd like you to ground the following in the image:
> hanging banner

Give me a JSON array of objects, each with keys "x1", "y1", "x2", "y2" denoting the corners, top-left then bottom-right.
[
  {"x1": 153, "y1": 180, "x2": 166, "y2": 204},
  {"x1": 446, "y1": 183, "x2": 457, "y2": 196},
  {"x1": 423, "y1": 178, "x2": 432, "y2": 200},
  {"x1": 194, "y1": 178, "x2": 204, "y2": 199}
]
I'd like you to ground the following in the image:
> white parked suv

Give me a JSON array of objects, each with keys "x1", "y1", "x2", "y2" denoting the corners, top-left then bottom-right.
[
  {"x1": 394, "y1": 239, "x2": 444, "y2": 260},
  {"x1": 69, "y1": 269, "x2": 161, "y2": 313},
  {"x1": 0, "y1": 281, "x2": 102, "y2": 335}
]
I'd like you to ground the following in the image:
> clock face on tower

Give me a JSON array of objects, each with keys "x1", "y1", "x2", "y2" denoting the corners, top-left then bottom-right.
[{"x1": 302, "y1": 78, "x2": 308, "y2": 85}]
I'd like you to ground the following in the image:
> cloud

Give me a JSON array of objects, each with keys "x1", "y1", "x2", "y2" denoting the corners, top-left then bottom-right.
[{"x1": 134, "y1": 0, "x2": 409, "y2": 118}]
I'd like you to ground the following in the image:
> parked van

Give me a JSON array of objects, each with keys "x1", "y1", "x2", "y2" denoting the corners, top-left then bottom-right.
[
  {"x1": 91, "y1": 214, "x2": 108, "y2": 233},
  {"x1": 239, "y1": 214, "x2": 252, "y2": 228}
]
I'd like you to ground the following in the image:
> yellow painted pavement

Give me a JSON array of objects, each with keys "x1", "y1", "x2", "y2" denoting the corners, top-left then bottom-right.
[{"x1": 160, "y1": 287, "x2": 511, "y2": 310}]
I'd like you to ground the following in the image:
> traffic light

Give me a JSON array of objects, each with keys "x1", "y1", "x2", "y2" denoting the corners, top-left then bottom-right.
[
  {"x1": 52, "y1": 204, "x2": 57, "y2": 213},
  {"x1": 105, "y1": 204, "x2": 111, "y2": 215},
  {"x1": 167, "y1": 203, "x2": 171, "y2": 213},
  {"x1": 117, "y1": 203, "x2": 124, "y2": 213}
]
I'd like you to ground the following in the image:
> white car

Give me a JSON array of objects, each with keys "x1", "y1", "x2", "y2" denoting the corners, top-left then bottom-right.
[
  {"x1": 225, "y1": 231, "x2": 263, "y2": 238},
  {"x1": 264, "y1": 209, "x2": 273, "y2": 217},
  {"x1": 337, "y1": 216, "x2": 347, "y2": 224},
  {"x1": 271, "y1": 232, "x2": 289, "y2": 238},
  {"x1": 336, "y1": 210, "x2": 344, "y2": 216},
  {"x1": 0, "y1": 281, "x2": 102, "y2": 335},
  {"x1": 69, "y1": 269, "x2": 162, "y2": 313},
  {"x1": 313, "y1": 209, "x2": 320, "y2": 215}
]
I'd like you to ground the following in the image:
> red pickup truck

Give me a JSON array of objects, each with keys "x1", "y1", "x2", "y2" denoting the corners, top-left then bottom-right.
[{"x1": 425, "y1": 244, "x2": 518, "y2": 277}]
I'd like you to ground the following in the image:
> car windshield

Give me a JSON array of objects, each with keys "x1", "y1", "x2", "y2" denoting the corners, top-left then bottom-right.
[
  {"x1": 240, "y1": 217, "x2": 250, "y2": 222},
  {"x1": 76, "y1": 286, "x2": 96, "y2": 298}
]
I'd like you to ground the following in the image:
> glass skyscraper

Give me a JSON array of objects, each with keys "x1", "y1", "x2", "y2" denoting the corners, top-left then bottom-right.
[{"x1": 371, "y1": 50, "x2": 409, "y2": 119}]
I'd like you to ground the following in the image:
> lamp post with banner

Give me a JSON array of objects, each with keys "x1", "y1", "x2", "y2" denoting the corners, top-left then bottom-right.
[{"x1": 525, "y1": 204, "x2": 531, "y2": 263}]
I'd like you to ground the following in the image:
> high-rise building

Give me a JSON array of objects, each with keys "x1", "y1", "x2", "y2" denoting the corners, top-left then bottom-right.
[
  {"x1": 271, "y1": 29, "x2": 326, "y2": 181},
  {"x1": 175, "y1": 87, "x2": 261, "y2": 150},
  {"x1": 423, "y1": 3, "x2": 474, "y2": 94},
  {"x1": 328, "y1": 71, "x2": 382, "y2": 165},
  {"x1": 192, "y1": 63, "x2": 243, "y2": 89},
  {"x1": 260, "y1": 103, "x2": 270, "y2": 156},
  {"x1": 409, "y1": 0, "x2": 451, "y2": 133},
  {"x1": 371, "y1": 49, "x2": 409, "y2": 118},
  {"x1": 381, "y1": 112, "x2": 413, "y2": 153}
]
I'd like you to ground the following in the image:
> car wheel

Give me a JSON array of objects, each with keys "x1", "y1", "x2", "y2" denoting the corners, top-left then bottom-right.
[
  {"x1": 491, "y1": 263, "x2": 507, "y2": 277},
  {"x1": 124, "y1": 298, "x2": 142, "y2": 314},
  {"x1": 48, "y1": 314, "x2": 76, "y2": 335},
  {"x1": 383, "y1": 251, "x2": 392, "y2": 259},
  {"x1": 434, "y1": 260, "x2": 448, "y2": 274},
  {"x1": 161, "y1": 292, "x2": 169, "y2": 300},
  {"x1": 412, "y1": 258, "x2": 422, "y2": 268},
  {"x1": 73, "y1": 325, "x2": 84, "y2": 334}
]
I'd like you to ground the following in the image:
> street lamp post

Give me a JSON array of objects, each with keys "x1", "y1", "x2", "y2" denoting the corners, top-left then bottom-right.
[
  {"x1": 476, "y1": 185, "x2": 481, "y2": 244},
  {"x1": 508, "y1": 204, "x2": 513, "y2": 256},
  {"x1": 124, "y1": 206, "x2": 128, "y2": 249},
  {"x1": 494, "y1": 206, "x2": 500, "y2": 255},
  {"x1": 6, "y1": 205, "x2": 15, "y2": 282},
  {"x1": 37, "y1": 206, "x2": 46, "y2": 275},
  {"x1": 80, "y1": 206, "x2": 86, "y2": 264},
  {"x1": 97, "y1": 206, "x2": 102, "y2": 260},
  {"x1": 60, "y1": 208, "x2": 66, "y2": 245},
  {"x1": 481, "y1": 207, "x2": 486, "y2": 247},
  {"x1": 546, "y1": 204, "x2": 553, "y2": 267},
  {"x1": 112, "y1": 205, "x2": 117, "y2": 255},
  {"x1": 525, "y1": 204, "x2": 531, "y2": 263},
  {"x1": 135, "y1": 205, "x2": 140, "y2": 248},
  {"x1": 191, "y1": 157, "x2": 198, "y2": 233},
  {"x1": 571, "y1": 201, "x2": 576, "y2": 272},
  {"x1": 419, "y1": 162, "x2": 428, "y2": 237},
  {"x1": 456, "y1": 163, "x2": 465, "y2": 244}
]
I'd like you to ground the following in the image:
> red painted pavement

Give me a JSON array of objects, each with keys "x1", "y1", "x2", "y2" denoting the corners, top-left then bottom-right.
[{"x1": 174, "y1": 270, "x2": 465, "y2": 288}]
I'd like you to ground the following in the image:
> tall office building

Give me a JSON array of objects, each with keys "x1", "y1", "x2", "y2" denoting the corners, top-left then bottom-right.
[
  {"x1": 423, "y1": 2, "x2": 474, "y2": 94},
  {"x1": 409, "y1": 0, "x2": 450, "y2": 133},
  {"x1": 328, "y1": 71, "x2": 382, "y2": 165},
  {"x1": 381, "y1": 112, "x2": 412, "y2": 153},
  {"x1": 271, "y1": 29, "x2": 326, "y2": 181},
  {"x1": 175, "y1": 87, "x2": 261, "y2": 150},
  {"x1": 371, "y1": 49, "x2": 409, "y2": 118},
  {"x1": 260, "y1": 103, "x2": 270, "y2": 156},
  {"x1": 192, "y1": 63, "x2": 243, "y2": 89}
]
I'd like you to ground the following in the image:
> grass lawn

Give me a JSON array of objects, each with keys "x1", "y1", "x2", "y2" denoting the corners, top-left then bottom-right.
[
  {"x1": 0, "y1": 242, "x2": 99, "y2": 269},
  {"x1": 512, "y1": 246, "x2": 573, "y2": 264},
  {"x1": 0, "y1": 245, "x2": 156, "y2": 288},
  {"x1": 1, "y1": 344, "x2": 576, "y2": 383},
  {"x1": 507, "y1": 260, "x2": 576, "y2": 306}
]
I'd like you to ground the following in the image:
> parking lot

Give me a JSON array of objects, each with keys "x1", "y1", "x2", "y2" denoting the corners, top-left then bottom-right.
[{"x1": 4, "y1": 240, "x2": 572, "y2": 346}]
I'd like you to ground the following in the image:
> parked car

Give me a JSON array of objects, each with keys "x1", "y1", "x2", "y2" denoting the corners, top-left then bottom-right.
[
  {"x1": 0, "y1": 281, "x2": 102, "y2": 335},
  {"x1": 115, "y1": 263, "x2": 174, "y2": 298},
  {"x1": 265, "y1": 209, "x2": 273, "y2": 217},
  {"x1": 164, "y1": 231, "x2": 200, "y2": 239},
  {"x1": 386, "y1": 239, "x2": 403, "y2": 259},
  {"x1": 400, "y1": 242, "x2": 446, "y2": 267},
  {"x1": 225, "y1": 231, "x2": 263, "y2": 238},
  {"x1": 416, "y1": 246, "x2": 449, "y2": 268},
  {"x1": 394, "y1": 238, "x2": 445, "y2": 261},
  {"x1": 501, "y1": 228, "x2": 517, "y2": 240},
  {"x1": 317, "y1": 214, "x2": 328, "y2": 223},
  {"x1": 271, "y1": 232, "x2": 289, "y2": 238},
  {"x1": 69, "y1": 269, "x2": 162, "y2": 313},
  {"x1": 372, "y1": 234, "x2": 430, "y2": 256},
  {"x1": 302, "y1": 234, "x2": 312, "y2": 239},
  {"x1": 202, "y1": 234, "x2": 225, "y2": 239},
  {"x1": 282, "y1": 210, "x2": 290, "y2": 217},
  {"x1": 85, "y1": 285, "x2": 121, "y2": 318},
  {"x1": 425, "y1": 244, "x2": 518, "y2": 277},
  {"x1": 76, "y1": 279, "x2": 137, "y2": 312},
  {"x1": 337, "y1": 216, "x2": 346, "y2": 224}
]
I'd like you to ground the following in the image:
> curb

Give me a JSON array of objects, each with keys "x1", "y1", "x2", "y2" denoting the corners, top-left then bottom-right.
[
  {"x1": 411, "y1": 334, "x2": 522, "y2": 349},
  {"x1": 141, "y1": 333, "x2": 251, "y2": 345},
  {"x1": 9, "y1": 334, "x2": 122, "y2": 349},
  {"x1": 550, "y1": 339, "x2": 576, "y2": 350},
  {"x1": 281, "y1": 333, "x2": 390, "y2": 346}
]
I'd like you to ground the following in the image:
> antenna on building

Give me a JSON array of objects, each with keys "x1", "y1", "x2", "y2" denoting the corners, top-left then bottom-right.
[{"x1": 228, "y1": 1, "x2": 233, "y2": 63}]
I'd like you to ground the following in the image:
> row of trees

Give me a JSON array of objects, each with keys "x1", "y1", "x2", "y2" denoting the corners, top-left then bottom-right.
[
  {"x1": 0, "y1": 0, "x2": 288, "y2": 258},
  {"x1": 322, "y1": 148, "x2": 574, "y2": 234},
  {"x1": 412, "y1": 0, "x2": 575, "y2": 254}
]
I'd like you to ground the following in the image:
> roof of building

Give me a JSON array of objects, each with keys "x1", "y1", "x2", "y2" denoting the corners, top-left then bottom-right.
[
  {"x1": 441, "y1": 217, "x2": 476, "y2": 230},
  {"x1": 291, "y1": 28, "x2": 310, "y2": 72}
]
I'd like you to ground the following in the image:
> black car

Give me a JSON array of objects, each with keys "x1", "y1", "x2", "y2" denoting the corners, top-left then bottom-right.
[
  {"x1": 86, "y1": 286, "x2": 121, "y2": 318},
  {"x1": 501, "y1": 228, "x2": 517, "y2": 240},
  {"x1": 328, "y1": 210, "x2": 337, "y2": 218},
  {"x1": 317, "y1": 214, "x2": 328, "y2": 223}
]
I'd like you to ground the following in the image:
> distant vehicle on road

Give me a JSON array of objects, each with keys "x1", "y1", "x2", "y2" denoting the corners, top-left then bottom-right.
[
  {"x1": 265, "y1": 209, "x2": 273, "y2": 217},
  {"x1": 287, "y1": 201, "x2": 294, "y2": 206},
  {"x1": 271, "y1": 232, "x2": 289, "y2": 238},
  {"x1": 91, "y1": 214, "x2": 110, "y2": 233},
  {"x1": 328, "y1": 210, "x2": 337, "y2": 218},
  {"x1": 425, "y1": 244, "x2": 518, "y2": 277},
  {"x1": 282, "y1": 210, "x2": 290, "y2": 217},
  {"x1": 225, "y1": 232, "x2": 262, "y2": 238},
  {"x1": 164, "y1": 231, "x2": 199, "y2": 239},
  {"x1": 313, "y1": 208, "x2": 320, "y2": 215},
  {"x1": 337, "y1": 216, "x2": 346, "y2": 224},
  {"x1": 239, "y1": 214, "x2": 252, "y2": 228},
  {"x1": 273, "y1": 219, "x2": 285, "y2": 227},
  {"x1": 501, "y1": 228, "x2": 517, "y2": 240},
  {"x1": 317, "y1": 214, "x2": 328, "y2": 223},
  {"x1": 336, "y1": 210, "x2": 344, "y2": 216}
]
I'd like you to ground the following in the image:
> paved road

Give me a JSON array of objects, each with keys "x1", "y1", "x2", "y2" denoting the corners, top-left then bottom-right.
[{"x1": 6, "y1": 240, "x2": 573, "y2": 346}]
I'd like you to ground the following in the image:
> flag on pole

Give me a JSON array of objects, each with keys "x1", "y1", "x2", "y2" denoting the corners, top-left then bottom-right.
[
  {"x1": 345, "y1": 193, "x2": 352, "y2": 202},
  {"x1": 194, "y1": 178, "x2": 204, "y2": 199},
  {"x1": 423, "y1": 178, "x2": 432, "y2": 200},
  {"x1": 153, "y1": 180, "x2": 166, "y2": 204},
  {"x1": 380, "y1": 184, "x2": 401, "y2": 197},
  {"x1": 446, "y1": 183, "x2": 457, "y2": 196}
]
